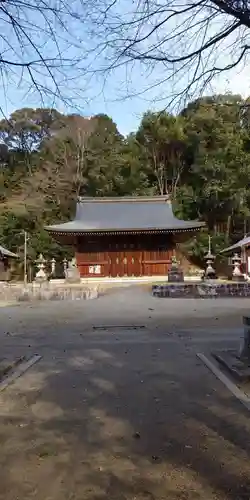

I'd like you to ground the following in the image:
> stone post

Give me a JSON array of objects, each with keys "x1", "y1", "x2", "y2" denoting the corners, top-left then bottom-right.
[
  {"x1": 51, "y1": 257, "x2": 56, "y2": 276},
  {"x1": 239, "y1": 317, "x2": 250, "y2": 360},
  {"x1": 63, "y1": 258, "x2": 68, "y2": 277}
]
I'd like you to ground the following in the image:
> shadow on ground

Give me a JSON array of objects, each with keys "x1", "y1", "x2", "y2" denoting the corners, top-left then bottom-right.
[
  {"x1": 1, "y1": 290, "x2": 250, "y2": 499},
  {"x1": 1, "y1": 343, "x2": 250, "y2": 499}
]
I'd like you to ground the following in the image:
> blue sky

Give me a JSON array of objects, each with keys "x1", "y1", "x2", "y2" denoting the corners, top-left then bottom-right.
[
  {"x1": 2, "y1": 65, "x2": 250, "y2": 137},
  {"x1": 83, "y1": 65, "x2": 250, "y2": 135},
  {"x1": 0, "y1": 62, "x2": 159, "y2": 136}
]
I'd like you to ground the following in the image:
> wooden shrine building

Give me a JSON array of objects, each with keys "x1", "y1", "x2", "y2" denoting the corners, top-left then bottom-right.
[
  {"x1": 0, "y1": 244, "x2": 17, "y2": 281},
  {"x1": 45, "y1": 196, "x2": 205, "y2": 278}
]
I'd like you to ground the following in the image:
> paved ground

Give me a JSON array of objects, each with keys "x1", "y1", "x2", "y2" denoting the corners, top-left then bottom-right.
[{"x1": 1, "y1": 287, "x2": 250, "y2": 499}]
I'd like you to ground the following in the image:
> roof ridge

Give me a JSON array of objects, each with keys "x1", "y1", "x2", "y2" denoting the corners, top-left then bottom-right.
[{"x1": 77, "y1": 196, "x2": 171, "y2": 203}]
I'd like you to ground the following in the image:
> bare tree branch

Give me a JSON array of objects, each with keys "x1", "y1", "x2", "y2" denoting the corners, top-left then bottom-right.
[
  {"x1": 0, "y1": 1, "x2": 92, "y2": 108},
  {"x1": 82, "y1": 0, "x2": 250, "y2": 108},
  {"x1": 211, "y1": 0, "x2": 250, "y2": 28}
]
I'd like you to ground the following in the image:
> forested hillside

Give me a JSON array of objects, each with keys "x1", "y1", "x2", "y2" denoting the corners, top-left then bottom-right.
[{"x1": 1, "y1": 94, "x2": 250, "y2": 268}]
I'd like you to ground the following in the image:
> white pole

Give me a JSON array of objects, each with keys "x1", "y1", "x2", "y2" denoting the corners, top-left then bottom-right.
[
  {"x1": 208, "y1": 235, "x2": 211, "y2": 254},
  {"x1": 24, "y1": 231, "x2": 28, "y2": 285}
]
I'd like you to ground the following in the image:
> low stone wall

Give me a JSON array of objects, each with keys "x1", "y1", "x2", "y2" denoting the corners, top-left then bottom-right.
[
  {"x1": 0, "y1": 282, "x2": 99, "y2": 302},
  {"x1": 152, "y1": 281, "x2": 250, "y2": 298}
]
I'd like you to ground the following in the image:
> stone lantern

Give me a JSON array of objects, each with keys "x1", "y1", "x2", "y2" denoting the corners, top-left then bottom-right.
[
  {"x1": 232, "y1": 252, "x2": 244, "y2": 281},
  {"x1": 204, "y1": 236, "x2": 216, "y2": 280},
  {"x1": 35, "y1": 253, "x2": 47, "y2": 282},
  {"x1": 167, "y1": 253, "x2": 184, "y2": 282}
]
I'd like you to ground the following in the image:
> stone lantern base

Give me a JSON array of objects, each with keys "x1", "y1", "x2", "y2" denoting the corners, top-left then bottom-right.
[{"x1": 232, "y1": 274, "x2": 246, "y2": 282}]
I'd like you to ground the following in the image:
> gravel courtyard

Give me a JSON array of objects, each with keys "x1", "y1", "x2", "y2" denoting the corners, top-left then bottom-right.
[{"x1": 1, "y1": 287, "x2": 250, "y2": 500}]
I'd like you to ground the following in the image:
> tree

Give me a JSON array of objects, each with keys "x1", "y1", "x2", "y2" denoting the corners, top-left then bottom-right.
[
  {"x1": 0, "y1": 108, "x2": 63, "y2": 177},
  {"x1": 80, "y1": 114, "x2": 126, "y2": 196},
  {"x1": 26, "y1": 114, "x2": 97, "y2": 213},
  {"x1": 117, "y1": 133, "x2": 154, "y2": 196},
  {"x1": 172, "y1": 94, "x2": 250, "y2": 263},
  {"x1": 136, "y1": 111, "x2": 186, "y2": 197},
  {"x1": 0, "y1": 108, "x2": 68, "y2": 218},
  {"x1": 84, "y1": 0, "x2": 250, "y2": 106},
  {"x1": 0, "y1": 108, "x2": 63, "y2": 150}
]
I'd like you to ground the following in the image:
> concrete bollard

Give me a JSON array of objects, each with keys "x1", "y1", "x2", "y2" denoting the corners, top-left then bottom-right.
[{"x1": 239, "y1": 317, "x2": 250, "y2": 359}]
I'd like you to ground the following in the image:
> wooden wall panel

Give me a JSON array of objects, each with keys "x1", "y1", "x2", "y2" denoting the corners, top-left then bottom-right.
[
  {"x1": 75, "y1": 233, "x2": 174, "y2": 277},
  {"x1": 76, "y1": 236, "x2": 109, "y2": 277},
  {"x1": 244, "y1": 247, "x2": 250, "y2": 274},
  {"x1": 142, "y1": 249, "x2": 172, "y2": 276}
]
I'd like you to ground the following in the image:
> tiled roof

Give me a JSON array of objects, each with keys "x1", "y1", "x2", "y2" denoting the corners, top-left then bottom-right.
[
  {"x1": 0, "y1": 244, "x2": 17, "y2": 257},
  {"x1": 45, "y1": 196, "x2": 205, "y2": 234},
  {"x1": 221, "y1": 235, "x2": 250, "y2": 253}
]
